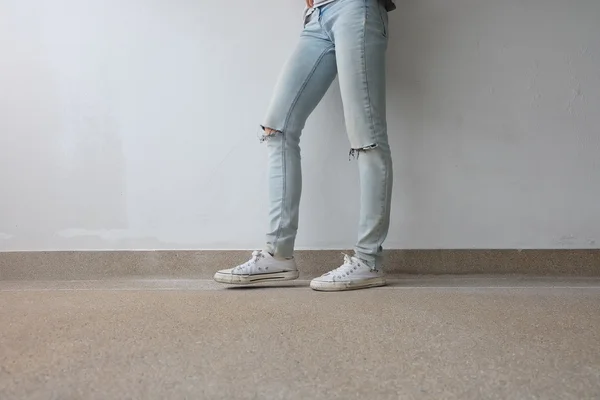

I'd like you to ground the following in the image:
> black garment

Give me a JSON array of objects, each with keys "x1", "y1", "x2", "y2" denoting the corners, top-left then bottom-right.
[{"x1": 381, "y1": 0, "x2": 396, "y2": 12}]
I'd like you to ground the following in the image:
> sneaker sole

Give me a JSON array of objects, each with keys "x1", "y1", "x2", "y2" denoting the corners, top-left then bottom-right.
[
  {"x1": 214, "y1": 270, "x2": 300, "y2": 285},
  {"x1": 309, "y1": 277, "x2": 387, "y2": 292}
]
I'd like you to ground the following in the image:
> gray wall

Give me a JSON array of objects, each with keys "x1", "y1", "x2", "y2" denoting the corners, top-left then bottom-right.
[{"x1": 1, "y1": 0, "x2": 599, "y2": 250}]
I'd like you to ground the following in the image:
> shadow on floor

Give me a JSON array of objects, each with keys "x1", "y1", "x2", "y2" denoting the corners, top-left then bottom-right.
[{"x1": 225, "y1": 282, "x2": 310, "y2": 290}]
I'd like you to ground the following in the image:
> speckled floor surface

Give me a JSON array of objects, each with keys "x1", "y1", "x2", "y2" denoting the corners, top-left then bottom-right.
[{"x1": 1, "y1": 277, "x2": 599, "y2": 399}]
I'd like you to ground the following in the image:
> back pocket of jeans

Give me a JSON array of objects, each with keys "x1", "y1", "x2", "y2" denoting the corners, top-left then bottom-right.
[{"x1": 376, "y1": 1, "x2": 389, "y2": 38}]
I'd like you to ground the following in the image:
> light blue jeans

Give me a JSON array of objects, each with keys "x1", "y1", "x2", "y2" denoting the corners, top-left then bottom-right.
[{"x1": 262, "y1": 0, "x2": 392, "y2": 268}]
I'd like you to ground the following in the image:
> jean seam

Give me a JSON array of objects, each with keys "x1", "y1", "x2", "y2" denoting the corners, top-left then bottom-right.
[
  {"x1": 270, "y1": 45, "x2": 335, "y2": 254},
  {"x1": 362, "y1": 0, "x2": 376, "y2": 145},
  {"x1": 375, "y1": 155, "x2": 390, "y2": 252}
]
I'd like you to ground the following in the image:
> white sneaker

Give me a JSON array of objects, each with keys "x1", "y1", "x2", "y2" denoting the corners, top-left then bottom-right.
[
  {"x1": 310, "y1": 254, "x2": 386, "y2": 291},
  {"x1": 214, "y1": 250, "x2": 299, "y2": 284}
]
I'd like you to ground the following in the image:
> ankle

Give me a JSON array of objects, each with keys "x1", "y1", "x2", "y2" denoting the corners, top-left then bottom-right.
[{"x1": 353, "y1": 255, "x2": 381, "y2": 271}]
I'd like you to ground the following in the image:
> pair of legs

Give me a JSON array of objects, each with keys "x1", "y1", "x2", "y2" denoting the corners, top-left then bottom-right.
[
  {"x1": 263, "y1": 0, "x2": 393, "y2": 269},
  {"x1": 215, "y1": 0, "x2": 393, "y2": 291}
]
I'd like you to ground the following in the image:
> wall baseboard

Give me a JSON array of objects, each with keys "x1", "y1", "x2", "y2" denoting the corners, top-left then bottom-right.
[{"x1": 1, "y1": 250, "x2": 598, "y2": 280}]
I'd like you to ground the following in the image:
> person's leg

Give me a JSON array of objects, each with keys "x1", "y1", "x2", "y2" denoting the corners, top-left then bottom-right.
[
  {"x1": 215, "y1": 9, "x2": 338, "y2": 285},
  {"x1": 332, "y1": 0, "x2": 392, "y2": 269},
  {"x1": 310, "y1": 0, "x2": 392, "y2": 291},
  {"x1": 261, "y1": 9, "x2": 338, "y2": 259}
]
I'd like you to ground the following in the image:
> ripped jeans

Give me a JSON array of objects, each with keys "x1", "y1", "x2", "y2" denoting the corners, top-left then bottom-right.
[{"x1": 262, "y1": 0, "x2": 392, "y2": 268}]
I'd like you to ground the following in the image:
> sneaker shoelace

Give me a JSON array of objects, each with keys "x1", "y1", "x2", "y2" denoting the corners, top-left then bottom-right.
[
  {"x1": 234, "y1": 250, "x2": 265, "y2": 273},
  {"x1": 329, "y1": 254, "x2": 380, "y2": 278},
  {"x1": 328, "y1": 254, "x2": 361, "y2": 278}
]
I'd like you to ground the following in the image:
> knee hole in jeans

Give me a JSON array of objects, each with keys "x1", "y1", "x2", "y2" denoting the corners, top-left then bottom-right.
[
  {"x1": 349, "y1": 143, "x2": 378, "y2": 160},
  {"x1": 259, "y1": 125, "x2": 282, "y2": 143}
]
